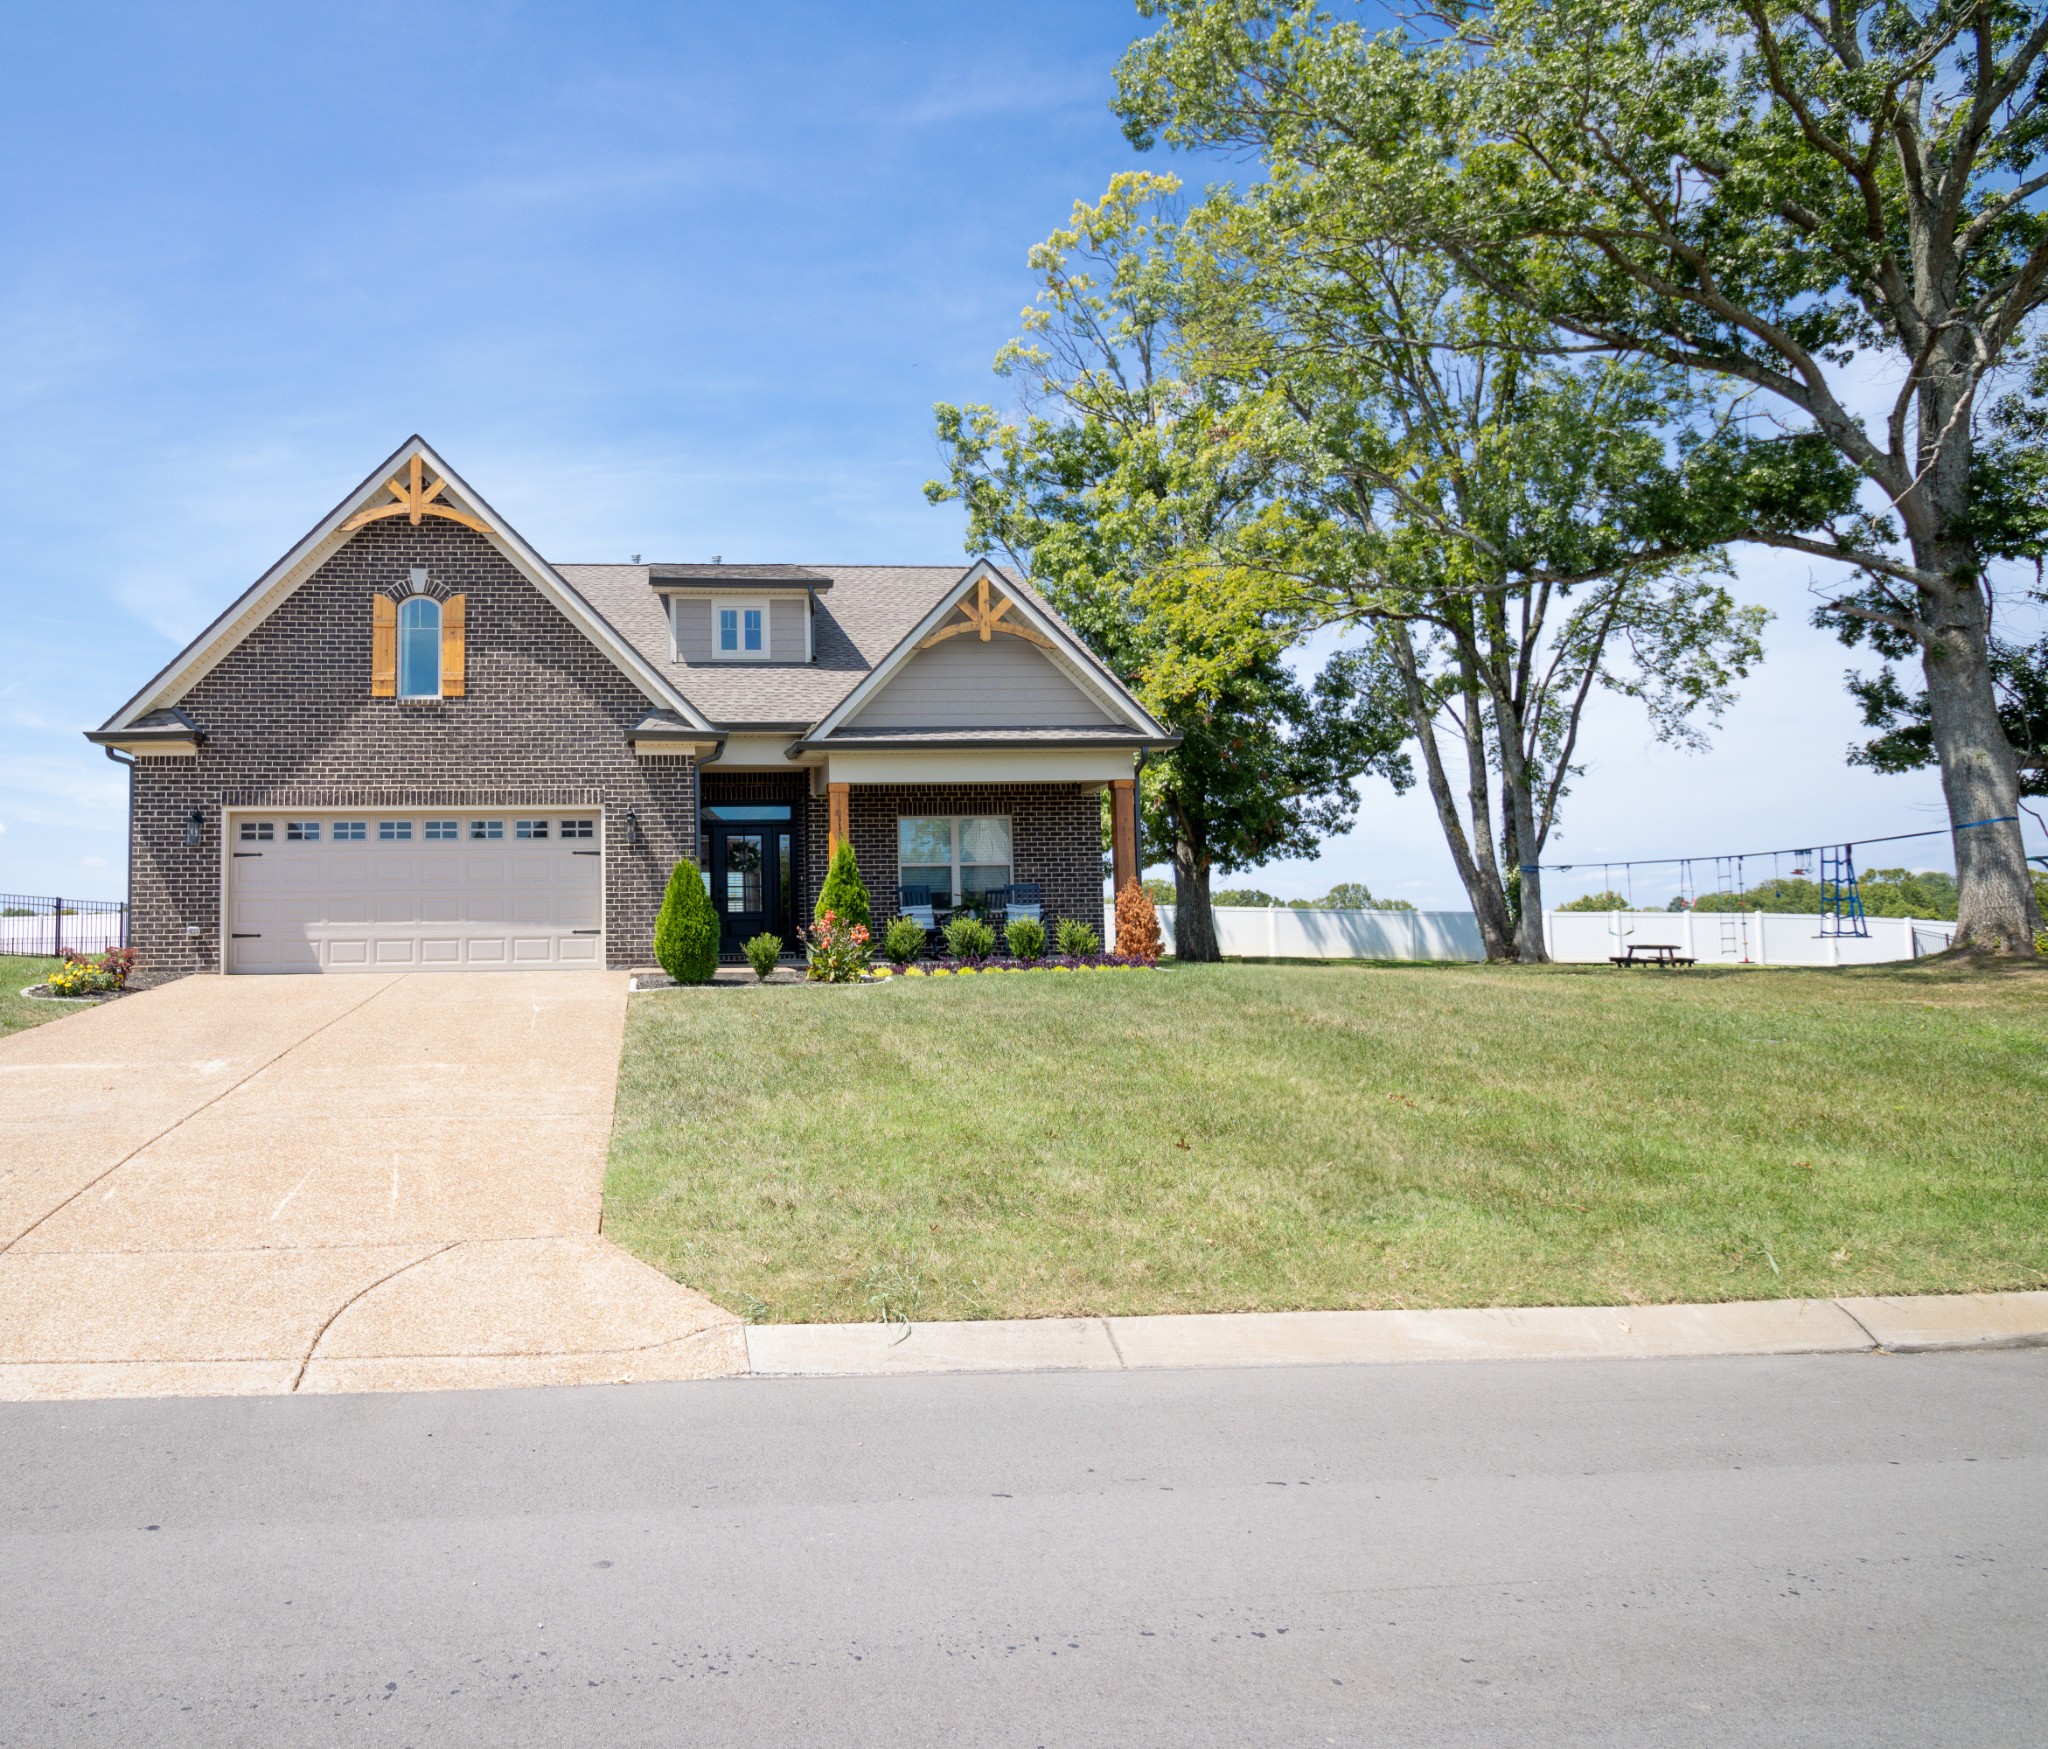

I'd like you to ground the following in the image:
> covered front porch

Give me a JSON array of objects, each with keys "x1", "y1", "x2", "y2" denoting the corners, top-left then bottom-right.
[{"x1": 696, "y1": 752, "x2": 1142, "y2": 960}]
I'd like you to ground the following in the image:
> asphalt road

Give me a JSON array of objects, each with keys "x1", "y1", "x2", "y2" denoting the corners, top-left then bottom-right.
[{"x1": 4, "y1": 1350, "x2": 2043, "y2": 1747}]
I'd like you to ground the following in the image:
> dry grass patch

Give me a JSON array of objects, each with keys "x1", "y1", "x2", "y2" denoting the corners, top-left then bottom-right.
[{"x1": 603, "y1": 958, "x2": 2048, "y2": 1323}]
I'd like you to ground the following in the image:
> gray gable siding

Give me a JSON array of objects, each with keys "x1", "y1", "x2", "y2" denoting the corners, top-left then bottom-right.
[
  {"x1": 673, "y1": 596, "x2": 712, "y2": 662},
  {"x1": 845, "y1": 634, "x2": 1115, "y2": 731},
  {"x1": 769, "y1": 596, "x2": 806, "y2": 660},
  {"x1": 668, "y1": 594, "x2": 807, "y2": 665}
]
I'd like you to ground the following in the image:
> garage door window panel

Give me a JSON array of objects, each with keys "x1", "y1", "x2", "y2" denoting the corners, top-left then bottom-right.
[{"x1": 227, "y1": 812, "x2": 605, "y2": 973}]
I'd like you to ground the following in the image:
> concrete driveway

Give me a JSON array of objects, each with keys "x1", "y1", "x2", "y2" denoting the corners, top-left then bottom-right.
[{"x1": 0, "y1": 973, "x2": 743, "y2": 1399}]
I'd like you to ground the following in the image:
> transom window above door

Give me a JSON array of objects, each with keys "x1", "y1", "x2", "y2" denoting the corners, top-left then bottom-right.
[
  {"x1": 715, "y1": 601, "x2": 768, "y2": 660},
  {"x1": 899, "y1": 815, "x2": 1012, "y2": 906}
]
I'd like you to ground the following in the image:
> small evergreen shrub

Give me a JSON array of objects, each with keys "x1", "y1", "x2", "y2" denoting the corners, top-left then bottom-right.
[
  {"x1": 653, "y1": 858, "x2": 719, "y2": 984},
  {"x1": 1004, "y1": 915, "x2": 1046, "y2": 960},
  {"x1": 944, "y1": 914, "x2": 996, "y2": 962},
  {"x1": 883, "y1": 914, "x2": 928, "y2": 965},
  {"x1": 1114, "y1": 880, "x2": 1164, "y2": 962},
  {"x1": 815, "y1": 841, "x2": 871, "y2": 932},
  {"x1": 742, "y1": 933, "x2": 783, "y2": 980},
  {"x1": 1056, "y1": 918, "x2": 1101, "y2": 957}
]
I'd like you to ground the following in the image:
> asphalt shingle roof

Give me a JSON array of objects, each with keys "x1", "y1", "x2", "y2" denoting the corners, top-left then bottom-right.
[{"x1": 555, "y1": 562, "x2": 997, "y2": 730}]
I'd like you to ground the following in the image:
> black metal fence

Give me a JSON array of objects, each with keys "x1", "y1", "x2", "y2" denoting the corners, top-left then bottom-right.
[{"x1": 0, "y1": 894, "x2": 129, "y2": 959}]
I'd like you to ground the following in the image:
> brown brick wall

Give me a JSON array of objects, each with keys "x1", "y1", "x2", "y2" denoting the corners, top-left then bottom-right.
[
  {"x1": 825, "y1": 783, "x2": 1106, "y2": 938},
  {"x1": 126, "y1": 520, "x2": 694, "y2": 979}
]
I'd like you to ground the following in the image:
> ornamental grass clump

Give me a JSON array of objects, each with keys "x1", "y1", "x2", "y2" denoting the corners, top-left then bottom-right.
[
  {"x1": 1004, "y1": 915, "x2": 1046, "y2": 960},
  {"x1": 883, "y1": 914, "x2": 928, "y2": 966},
  {"x1": 805, "y1": 910, "x2": 872, "y2": 982},
  {"x1": 653, "y1": 858, "x2": 719, "y2": 985},
  {"x1": 1055, "y1": 917, "x2": 1101, "y2": 957},
  {"x1": 1114, "y1": 880, "x2": 1164, "y2": 962},
  {"x1": 944, "y1": 914, "x2": 996, "y2": 963},
  {"x1": 742, "y1": 933, "x2": 783, "y2": 981}
]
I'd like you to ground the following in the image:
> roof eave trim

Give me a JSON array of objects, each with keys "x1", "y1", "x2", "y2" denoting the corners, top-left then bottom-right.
[{"x1": 796, "y1": 732, "x2": 1178, "y2": 752}]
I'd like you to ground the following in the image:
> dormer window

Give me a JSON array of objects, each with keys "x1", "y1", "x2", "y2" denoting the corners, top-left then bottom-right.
[{"x1": 716, "y1": 600, "x2": 769, "y2": 660}]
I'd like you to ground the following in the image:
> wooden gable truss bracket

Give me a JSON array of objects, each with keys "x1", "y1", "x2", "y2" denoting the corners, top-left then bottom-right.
[
  {"x1": 340, "y1": 453, "x2": 492, "y2": 535},
  {"x1": 916, "y1": 576, "x2": 1055, "y2": 651}
]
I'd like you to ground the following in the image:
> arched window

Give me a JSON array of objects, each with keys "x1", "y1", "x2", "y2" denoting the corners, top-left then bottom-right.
[{"x1": 397, "y1": 595, "x2": 442, "y2": 698}]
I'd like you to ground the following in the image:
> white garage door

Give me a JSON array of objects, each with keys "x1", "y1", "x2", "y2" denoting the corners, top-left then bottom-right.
[{"x1": 226, "y1": 811, "x2": 605, "y2": 973}]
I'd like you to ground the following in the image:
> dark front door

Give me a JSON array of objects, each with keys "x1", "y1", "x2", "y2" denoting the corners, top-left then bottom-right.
[{"x1": 709, "y1": 824, "x2": 792, "y2": 953}]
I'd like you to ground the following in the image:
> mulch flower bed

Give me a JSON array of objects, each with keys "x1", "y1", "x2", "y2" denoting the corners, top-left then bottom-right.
[{"x1": 877, "y1": 954, "x2": 1160, "y2": 977}]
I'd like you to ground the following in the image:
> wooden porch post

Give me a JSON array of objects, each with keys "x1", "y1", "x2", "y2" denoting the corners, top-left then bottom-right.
[
  {"x1": 1109, "y1": 779, "x2": 1138, "y2": 893},
  {"x1": 828, "y1": 783, "x2": 851, "y2": 856}
]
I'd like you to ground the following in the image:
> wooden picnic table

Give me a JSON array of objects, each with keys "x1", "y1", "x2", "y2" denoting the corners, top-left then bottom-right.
[{"x1": 1610, "y1": 943, "x2": 1697, "y2": 968}]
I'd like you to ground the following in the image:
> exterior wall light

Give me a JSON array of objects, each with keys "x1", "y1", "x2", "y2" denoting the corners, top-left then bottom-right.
[
  {"x1": 185, "y1": 809, "x2": 204, "y2": 847},
  {"x1": 624, "y1": 805, "x2": 642, "y2": 845}
]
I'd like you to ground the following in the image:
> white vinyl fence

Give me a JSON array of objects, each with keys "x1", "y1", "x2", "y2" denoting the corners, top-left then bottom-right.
[
  {"x1": 1544, "y1": 909, "x2": 1951, "y2": 966},
  {"x1": 1150, "y1": 905, "x2": 1485, "y2": 961},
  {"x1": 1141, "y1": 904, "x2": 1951, "y2": 965}
]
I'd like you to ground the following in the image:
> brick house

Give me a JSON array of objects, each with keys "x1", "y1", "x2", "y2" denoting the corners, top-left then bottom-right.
[{"x1": 88, "y1": 437, "x2": 1173, "y2": 978}]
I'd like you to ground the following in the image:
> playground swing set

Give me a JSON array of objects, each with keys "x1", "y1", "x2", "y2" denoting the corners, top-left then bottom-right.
[{"x1": 1539, "y1": 815, "x2": 2023, "y2": 964}]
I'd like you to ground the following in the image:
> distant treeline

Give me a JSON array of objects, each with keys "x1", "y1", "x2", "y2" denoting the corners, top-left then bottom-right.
[
  {"x1": 1557, "y1": 869, "x2": 1965, "y2": 921},
  {"x1": 1149, "y1": 880, "x2": 1417, "y2": 913}
]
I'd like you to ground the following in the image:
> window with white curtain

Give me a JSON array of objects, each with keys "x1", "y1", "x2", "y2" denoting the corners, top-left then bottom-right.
[{"x1": 898, "y1": 816, "x2": 1012, "y2": 905}]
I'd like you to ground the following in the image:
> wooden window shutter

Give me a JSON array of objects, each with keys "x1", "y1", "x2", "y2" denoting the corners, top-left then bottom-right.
[
  {"x1": 441, "y1": 594, "x2": 466, "y2": 697},
  {"x1": 371, "y1": 594, "x2": 397, "y2": 697}
]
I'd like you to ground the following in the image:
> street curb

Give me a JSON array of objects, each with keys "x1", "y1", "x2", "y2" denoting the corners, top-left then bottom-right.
[{"x1": 743, "y1": 1290, "x2": 2048, "y2": 1379}]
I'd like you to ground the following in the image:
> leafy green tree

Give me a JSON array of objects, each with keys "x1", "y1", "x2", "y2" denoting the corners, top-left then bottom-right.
[
  {"x1": 1143, "y1": 218, "x2": 1764, "y2": 960},
  {"x1": 1688, "y1": 867, "x2": 1961, "y2": 918},
  {"x1": 1838, "y1": 345, "x2": 2048, "y2": 803},
  {"x1": 653, "y1": 859, "x2": 719, "y2": 985},
  {"x1": 928, "y1": 176, "x2": 1411, "y2": 963},
  {"x1": 1281, "y1": 882, "x2": 1417, "y2": 910},
  {"x1": 1117, "y1": 0, "x2": 2048, "y2": 950},
  {"x1": 1212, "y1": 887, "x2": 1280, "y2": 906},
  {"x1": 1559, "y1": 890, "x2": 1634, "y2": 913}
]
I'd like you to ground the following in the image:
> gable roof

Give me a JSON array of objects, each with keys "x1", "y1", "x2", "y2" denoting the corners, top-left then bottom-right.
[
  {"x1": 97, "y1": 436, "x2": 717, "y2": 736},
  {"x1": 799, "y1": 560, "x2": 1171, "y2": 747},
  {"x1": 561, "y1": 558, "x2": 1175, "y2": 746}
]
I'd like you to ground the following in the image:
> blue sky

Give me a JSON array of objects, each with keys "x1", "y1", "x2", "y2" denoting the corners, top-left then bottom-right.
[{"x1": 0, "y1": 2, "x2": 1987, "y2": 907}]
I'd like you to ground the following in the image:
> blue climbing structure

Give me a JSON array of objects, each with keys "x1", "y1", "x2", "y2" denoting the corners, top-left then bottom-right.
[{"x1": 1818, "y1": 844, "x2": 1869, "y2": 938}]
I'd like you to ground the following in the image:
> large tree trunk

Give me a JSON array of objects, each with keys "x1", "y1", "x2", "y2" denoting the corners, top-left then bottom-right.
[
  {"x1": 1169, "y1": 824, "x2": 1222, "y2": 963},
  {"x1": 1389, "y1": 623, "x2": 1515, "y2": 957},
  {"x1": 1908, "y1": 379, "x2": 2041, "y2": 954},
  {"x1": 1916, "y1": 556, "x2": 2041, "y2": 952},
  {"x1": 1480, "y1": 672, "x2": 1550, "y2": 965}
]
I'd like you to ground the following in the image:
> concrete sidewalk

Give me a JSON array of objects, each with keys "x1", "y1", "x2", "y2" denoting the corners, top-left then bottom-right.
[
  {"x1": 0, "y1": 972, "x2": 742, "y2": 1401},
  {"x1": 745, "y1": 1290, "x2": 2048, "y2": 1377}
]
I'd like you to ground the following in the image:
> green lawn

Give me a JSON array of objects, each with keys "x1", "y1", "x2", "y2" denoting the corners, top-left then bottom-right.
[
  {"x1": 603, "y1": 959, "x2": 2048, "y2": 1324},
  {"x1": 0, "y1": 958, "x2": 69, "y2": 1039}
]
